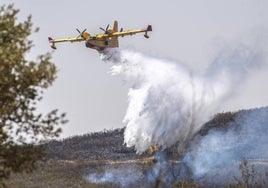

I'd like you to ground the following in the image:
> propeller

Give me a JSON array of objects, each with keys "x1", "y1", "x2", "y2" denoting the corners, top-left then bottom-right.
[
  {"x1": 76, "y1": 28, "x2": 87, "y2": 38},
  {"x1": 99, "y1": 24, "x2": 109, "y2": 34}
]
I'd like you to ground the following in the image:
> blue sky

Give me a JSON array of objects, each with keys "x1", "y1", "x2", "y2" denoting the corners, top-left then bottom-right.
[{"x1": 3, "y1": 0, "x2": 268, "y2": 137}]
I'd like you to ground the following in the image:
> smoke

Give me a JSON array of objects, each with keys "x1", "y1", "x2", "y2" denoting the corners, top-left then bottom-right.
[
  {"x1": 144, "y1": 151, "x2": 174, "y2": 186},
  {"x1": 99, "y1": 43, "x2": 266, "y2": 154},
  {"x1": 86, "y1": 151, "x2": 175, "y2": 187},
  {"x1": 86, "y1": 165, "x2": 143, "y2": 187},
  {"x1": 182, "y1": 107, "x2": 268, "y2": 184}
]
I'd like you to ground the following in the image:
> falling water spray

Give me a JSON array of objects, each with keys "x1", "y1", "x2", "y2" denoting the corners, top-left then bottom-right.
[{"x1": 100, "y1": 44, "x2": 265, "y2": 154}]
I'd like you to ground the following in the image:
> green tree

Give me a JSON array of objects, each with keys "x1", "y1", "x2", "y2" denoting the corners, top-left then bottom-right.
[{"x1": 0, "y1": 4, "x2": 67, "y2": 181}]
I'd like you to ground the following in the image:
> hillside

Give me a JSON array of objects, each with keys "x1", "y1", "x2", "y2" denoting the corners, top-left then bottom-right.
[
  {"x1": 45, "y1": 128, "x2": 144, "y2": 161},
  {"x1": 44, "y1": 111, "x2": 236, "y2": 161},
  {"x1": 4, "y1": 107, "x2": 268, "y2": 187}
]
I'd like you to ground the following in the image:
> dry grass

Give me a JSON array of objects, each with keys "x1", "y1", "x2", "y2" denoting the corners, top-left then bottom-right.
[
  {"x1": 3, "y1": 108, "x2": 268, "y2": 187},
  {"x1": 4, "y1": 160, "x2": 122, "y2": 188}
]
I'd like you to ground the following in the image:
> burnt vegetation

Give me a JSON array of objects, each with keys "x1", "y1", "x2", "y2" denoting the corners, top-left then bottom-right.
[
  {"x1": 4, "y1": 108, "x2": 267, "y2": 187},
  {"x1": 45, "y1": 128, "x2": 145, "y2": 161},
  {"x1": 45, "y1": 110, "x2": 238, "y2": 162}
]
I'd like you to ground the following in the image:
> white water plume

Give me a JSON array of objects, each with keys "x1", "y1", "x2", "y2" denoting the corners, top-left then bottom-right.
[{"x1": 100, "y1": 43, "x2": 266, "y2": 154}]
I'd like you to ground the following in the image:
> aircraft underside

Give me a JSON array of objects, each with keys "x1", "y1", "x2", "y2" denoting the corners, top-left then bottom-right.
[{"x1": 85, "y1": 37, "x2": 119, "y2": 51}]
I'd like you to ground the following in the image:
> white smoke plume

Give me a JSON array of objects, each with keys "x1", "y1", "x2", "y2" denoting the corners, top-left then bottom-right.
[
  {"x1": 86, "y1": 165, "x2": 143, "y2": 187},
  {"x1": 99, "y1": 42, "x2": 266, "y2": 154},
  {"x1": 182, "y1": 107, "x2": 268, "y2": 184}
]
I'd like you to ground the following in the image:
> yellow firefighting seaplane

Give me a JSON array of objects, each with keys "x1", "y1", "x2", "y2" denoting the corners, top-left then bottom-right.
[{"x1": 48, "y1": 21, "x2": 152, "y2": 51}]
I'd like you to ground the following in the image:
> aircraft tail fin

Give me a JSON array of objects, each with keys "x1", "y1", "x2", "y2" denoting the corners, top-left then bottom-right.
[{"x1": 113, "y1": 20, "x2": 118, "y2": 32}]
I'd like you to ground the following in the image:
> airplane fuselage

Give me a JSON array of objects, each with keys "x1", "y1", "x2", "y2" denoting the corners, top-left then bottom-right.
[{"x1": 85, "y1": 35, "x2": 118, "y2": 50}]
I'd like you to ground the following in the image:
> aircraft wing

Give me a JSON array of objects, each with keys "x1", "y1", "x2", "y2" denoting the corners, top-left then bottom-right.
[
  {"x1": 112, "y1": 25, "x2": 152, "y2": 38},
  {"x1": 48, "y1": 37, "x2": 85, "y2": 49}
]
